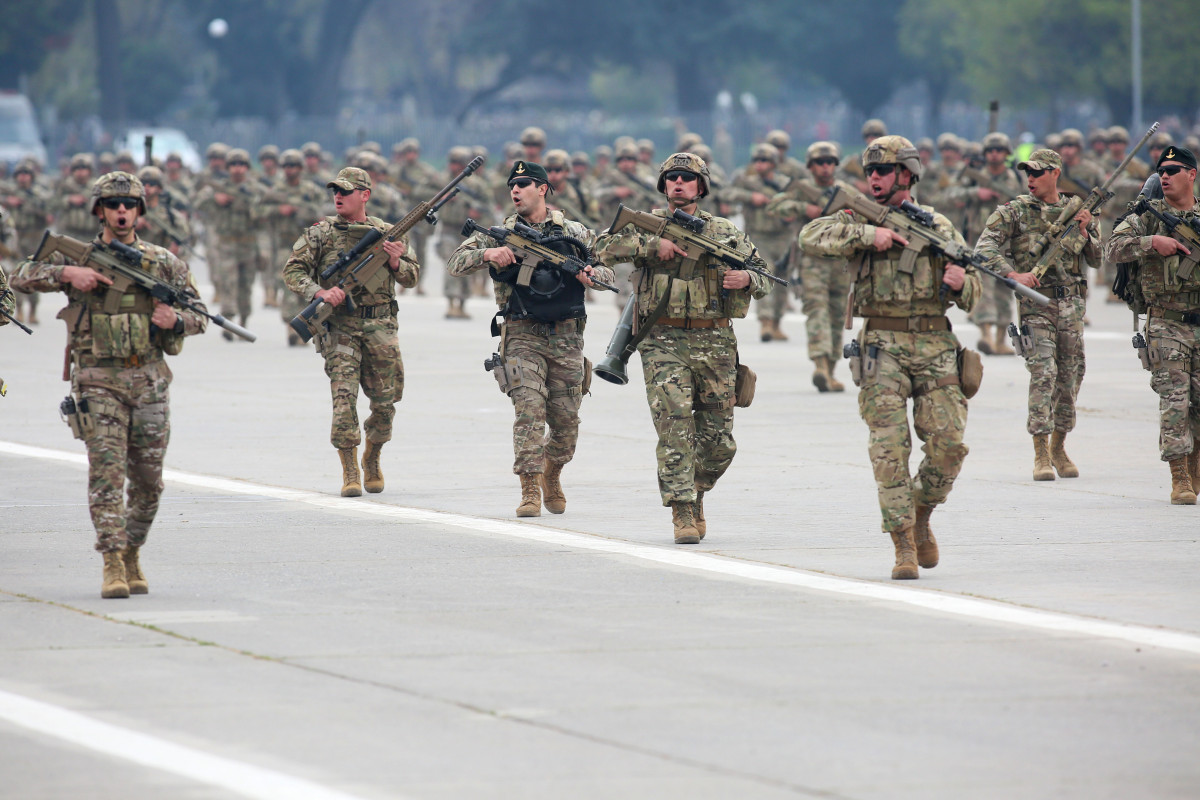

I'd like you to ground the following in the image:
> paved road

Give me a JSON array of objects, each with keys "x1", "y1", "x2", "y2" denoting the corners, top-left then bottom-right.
[{"x1": 1, "y1": 266, "x2": 1197, "y2": 799}]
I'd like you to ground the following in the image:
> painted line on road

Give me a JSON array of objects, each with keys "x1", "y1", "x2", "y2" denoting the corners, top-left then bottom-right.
[
  {"x1": 5, "y1": 440, "x2": 1200, "y2": 657},
  {"x1": 0, "y1": 689, "x2": 380, "y2": 800}
]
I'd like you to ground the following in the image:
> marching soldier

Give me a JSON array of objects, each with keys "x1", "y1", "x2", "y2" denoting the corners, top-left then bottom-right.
[
  {"x1": 595, "y1": 153, "x2": 773, "y2": 544},
  {"x1": 194, "y1": 148, "x2": 262, "y2": 336},
  {"x1": 731, "y1": 142, "x2": 795, "y2": 342},
  {"x1": 283, "y1": 167, "x2": 419, "y2": 496},
  {"x1": 843, "y1": 119, "x2": 888, "y2": 192},
  {"x1": 543, "y1": 149, "x2": 598, "y2": 229},
  {"x1": 765, "y1": 129, "x2": 810, "y2": 182},
  {"x1": 390, "y1": 138, "x2": 441, "y2": 294},
  {"x1": 12, "y1": 172, "x2": 209, "y2": 598},
  {"x1": 54, "y1": 154, "x2": 99, "y2": 241},
  {"x1": 264, "y1": 149, "x2": 325, "y2": 344},
  {"x1": 447, "y1": 161, "x2": 613, "y2": 517},
  {"x1": 3, "y1": 159, "x2": 52, "y2": 324},
  {"x1": 135, "y1": 166, "x2": 191, "y2": 257},
  {"x1": 802, "y1": 136, "x2": 981, "y2": 580},
  {"x1": 1105, "y1": 145, "x2": 1200, "y2": 504},
  {"x1": 520, "y1": 127, "x2": 546, "y2": 163},
  {"x1": 437, "y1": 147, "x2": 491, "y2": 319},
  {"x1": 975, "y1": 148, "x2": 1099, "y2": 482}
]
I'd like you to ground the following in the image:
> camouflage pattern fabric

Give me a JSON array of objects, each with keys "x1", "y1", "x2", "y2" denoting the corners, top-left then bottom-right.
[
  {"x1": 54, "y1": 177, "x2": 98, "y2": 240},
  {"x1": 209, "y1": 236, "x2": 257, "y2": 320},
  {"x1": 195, "y1": 177, "x2": 262, "y2": 319},
  {"x1": 435, "y1": 172, "x2": 491, "y2": 301},
  {"x1": 729, "y1": 169, "x2": 795, "y2": 322},
  {"x1": 946, "y1": 166, "x2": 1025, "y2": 328},
  {"x1": 0, "y1": 264, "x2": 14, "y2": 320},
  {"x1": 263, "y1": 178, "x2": 325, "y2": 322}
]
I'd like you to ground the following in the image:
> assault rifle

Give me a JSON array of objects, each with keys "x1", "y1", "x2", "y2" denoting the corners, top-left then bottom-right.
[
  {"x1": 0, "y1": 289, "x2": 34, "y2": 334},
  {"x1": 816, "y1": 184, "x2": 1050, "y2": 306},
  {"x1": 1131, "y1": 175, "x2": 1200, "y2": 282},
  {"x1": 291, "y1": 156, "x2": 484, "y2": 342},
  {"x1": 460, "y1": 219, "x2": 617, "y2": 292},
  {"x1": 33, "y1": 231, "x2": 255, "y2": 341},
  {"x1": 1029, "y1": 122, "x2": 1159, "y2": 280},
  {"x1": 608, "y1": 205, "x2": 788, "y2": 287}
]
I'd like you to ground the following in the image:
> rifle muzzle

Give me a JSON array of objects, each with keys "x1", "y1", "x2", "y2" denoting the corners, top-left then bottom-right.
[{"x1": 212, "y1": 314, "x2": 257, "y2": 342}]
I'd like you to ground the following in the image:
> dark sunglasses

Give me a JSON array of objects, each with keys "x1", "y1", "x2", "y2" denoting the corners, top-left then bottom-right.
[
  {"x1": 864, "y1": 164, "x2": 895, "y2": 177},
  {"x1": 616, "y1": 156, "x2": 637, "y2": 163},
  {"x1": 142, "y1": 181, "x2": 162, "y2": 188},
  {"x1": 663, "y1": 170, "x2": 698, "y2": 183},
  {"x1": 1022, "y1": 167, "x2": 1049, "y2": 178},
  {"x1": 227, "y1": 161, "x2": 250, "y2": 168},
  {"x1": 547, "y1": 166, "x2": 567, "y2": 172},
  {"x1": 509, "y1": 178, "x2": 538, "y2": 189},
  {"x1": 753, "y1": 157, "x2": 774, "y2": 164},
  {"x1": 1158, "y1": 164, "x2": 1189, "y2": 177},
  {"x1": 983, "y1": 147, "x2": 1009, "y2": 154},
  {"x1": 100, "y1": 197, "x2": 139, "y2": 209},
  {"x1": 331, "y1": 186, "x2": 358, "y2": 197},
  {"x1": 810, "y1": 157, "x2": 838, "y2": 167}
]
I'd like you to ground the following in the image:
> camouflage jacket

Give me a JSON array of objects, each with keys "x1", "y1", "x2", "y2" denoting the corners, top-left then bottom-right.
[
  {"x1": 801, "y1": 203, "x2": 980, "y2": 319},
  {"x1": 437, "y1": 172, "x2": 493, "y2": 244},
  {"x1": 766, "y1": 179, "x2": 850, "y2": 262},
  {"x1": 139, "y1": 200, "x2": 192, "y2": 251},
  {"x1": 777, "y1": 156, "x2": 811, "y2": 183},
  {"x1": 974, "y1": 194, "x2": 1100, "y2": 287},
  {"x1": 261, "y1": 179, "x2": 326, "y2": 247},
  {"x1": 366, "y1": 181, "x2": 405, "y2": 225},
  {"x1": 1105, "y1": 198, "x2": 1200, "y2": 313},
  {"x1": 2, "y1": 182, "x2": 52, "y2": 251},
  {"x1": 547, "y1": 181, "x2": 598, "y2": 229},
  {"x1": 595, "y1": 207, "x2": 771, "y2": 321},
  {"x1": 592, "y1": 168, "x2": 661, "y2": 222},
  {"x1": 944, "y1": 165, "x2": 1026, "y2": 241},
  {"x1": 13, "y1": 234, "x2": 208, "y2": 363},
  {"x1": 53, "y1": 177, "x2": 98, "y2": 238},
  {"x1": 446, "y1": 209, "x2": 611, "y2": 309},
  {"x1": 728, "y1": 170, "x2": 794, "y2": 237},
  {"x1": 389, "y1": 159, "x2": 441, "y2": 198},
  {"x1": 194, "y1": 177, "x2": 262, "y2": 238},
  {"x1": 1059, "y1": 159, "x2": 1106, "y2": 197},
  {"x1": 0, "y1": 264, "x2": 14, "y2": 321},
  {"x1": 283, "y1": 215, "x2": 419, "y2": 308}
]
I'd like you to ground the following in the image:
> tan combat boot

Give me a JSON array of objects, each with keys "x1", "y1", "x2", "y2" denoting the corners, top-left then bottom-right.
[
  {"x1": 517, "y1": 473, "x2": 541, "y2": 517},
  {"x1": 1050, "y1": 431, "x2": 1079, "y2": 478},
  {"x1": 361, "y1": 440, "x2": 385, "y2": 493},
  {"x1": 992, "y1": 324, "x2": 1015, "y2": 355},
  {"x1": 889, "y1": 527, "x2": 919, "y2": 580},
  {"x1": 760, "y1": 319, "x2": 774, "y2": 342},
  {"x1": 1169, "y1": 457, "x2": 1197, "y2": 505},
  {"x1": 338, "y1": 447, "x2": 362, "y2": 497},
  {"x1": 541, "y1": 460, "x2": 566, "y2": 514},
  {"x1": 122, "y1": 546, "x2": 148, "y2": 594},
  {"x1": 827, "y1": 359, "x2": 846, "y2": 392},
  {"x1": 772, "y1": 320, "x2": 788, "y2": 341},
  {"x1": 1188, "y1": 444, "x2": 1199, "y2": 489},
  {"x1": 693, "y1": 489, "x2": 707, "y2": 540},
  {"x1": 811, "y1": 357, "x2": 831, "y2": 393},
  {"x1": 976, "y1": 323, "x2": 995, "y2": 355},
  {"x1": 913, "y1": 504, "x2": 939, "y2": 568},
  {"x1": 671, "y1": 502, "x2": 700, "y2": 544},
  {"x1": 1032, "y1": 435, "x2": 1055, "y2": 481},
  {"x1": 101, "y1": 551, "x2": 130, "y2": 599}
]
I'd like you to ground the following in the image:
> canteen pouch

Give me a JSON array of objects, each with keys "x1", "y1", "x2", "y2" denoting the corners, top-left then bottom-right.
[
  {"x1": 734, "y1": 362, "x2": 756, "y2": 408},
  {"x1": 957, "y1": 347, "x2": 983, "y2": 399}
]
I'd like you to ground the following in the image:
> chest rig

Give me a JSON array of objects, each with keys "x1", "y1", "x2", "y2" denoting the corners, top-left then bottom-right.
[{"x1": 491, "y1": 212, "x2": 587, "y2": 324}]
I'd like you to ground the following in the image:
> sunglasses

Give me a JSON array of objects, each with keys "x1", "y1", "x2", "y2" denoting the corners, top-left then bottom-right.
[
  {"x1": 1022, "y1": 167, "x2": 1050, "y2": 178},
  {"x1": 1158, "y1": 165, "x2": 1189, "y2": 177},
  {"x1": 810, "y1": 157, "x2": 838, "y2": 167},
  {"x1": 753, "y1": 157, "x2": 774, "y2": 164},
  {"x1": 509, "y1": 178, "x2": 537, "y2": 189},
  {"x1": 227, "y1": 161, "x2": 250, "y2": 168},
  {"x1": 983, "y1": 147, "x2": 1008, "y2": 154},
  {"x1": 547, "y1": 167, "x2": 567, "y2": 173},
  {"x1": 864, "y1": 164, "x2": 895, "y2": 177},
  {"x1": 100, "y1": 197, "x2": 139, "y2": 209},
  {"x1": 663, "y1": 171, "x2": 698, "y2": 183},
  {"x1": 616, "y1": 156, "x2": 637, "y2": 163},
  {"x1": 142, "y1": 180, "x2": 162, "y2": 188},
  {"x1": 331, "y1": 186, "x2": 358, "y2": 197}
]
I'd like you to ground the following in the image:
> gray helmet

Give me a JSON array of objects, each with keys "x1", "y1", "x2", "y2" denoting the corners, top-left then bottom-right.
[
  {"x1": 765, "y1": 129, "x2": 791, "y2": 151},
  {"x1": 258, "y1": 144, "x2": 280, "y2": 161}
]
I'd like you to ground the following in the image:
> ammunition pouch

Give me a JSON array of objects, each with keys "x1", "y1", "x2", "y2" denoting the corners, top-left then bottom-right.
[
  {"x1": 59, "y1": 394, "x2": 94, "y2": 440},
  {"x1": 844, "y1": 339, "x2": 863, "y2": 387},
  {"x1": 1134, "y1": 333, "x2": 1153, "y2": 371},
  {"x1": 956, "y1": 347, "x2": 983, "y2": 399},
  {"x1": 734, "y1": 362, "x2": 756, "y2": 408},
  {"x1": 1008, "y1": 322, "x2": 1034, "y2": 358},
  {"x1": 484, "y1": 352, "x2": 546, "y2": 397}
]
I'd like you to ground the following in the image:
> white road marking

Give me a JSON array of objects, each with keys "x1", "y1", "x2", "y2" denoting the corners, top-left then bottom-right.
[
  {"x1": 5, "y1": 440, "x2": 1199, "y2": 656},
  {"x1": 0, "y1": 689, "x2": 379, "y2": 800}
]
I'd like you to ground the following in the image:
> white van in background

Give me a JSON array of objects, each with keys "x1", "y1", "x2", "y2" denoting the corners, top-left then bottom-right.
[{"x1": 0, "y1": 92, "x2": 47, "y2": 168}]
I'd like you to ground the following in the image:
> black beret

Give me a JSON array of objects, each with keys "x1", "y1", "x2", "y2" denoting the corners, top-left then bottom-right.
[
  {"x1": 1156, "y1": 145, "x2": 1197, "y2": 172},
  {"x1": 508, "y1": 160, "x2": 550, "y2": 186}
]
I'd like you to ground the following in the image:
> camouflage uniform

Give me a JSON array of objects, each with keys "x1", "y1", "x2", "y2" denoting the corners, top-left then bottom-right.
[
  {"x1": 596, "y1": 198, "x2": 772, "y2": 508},
  {"x1": 54, "y1": 159, "x2": 98, "y2": 241},
  {"x1": 801, "y1": 137, "x2": 981, "y2": 551},
  {"x1": 2, "y1": 164, "x2": 52, "y2": 321},
  {"x1": 0, "y1": 262, "x2": 15, "y2": 321},
  {"x1": 13, "y1": 174, "x2": 209, "y2": 555},
  {"x1": 390, "y1": 142, "x2": 442, "y2": 291},
  {"x1": 729, "y1": 144, "x2": 795, "y2": 334},
  {"x1": 262, "y1": 152, "x2": 326, "y2": 333},
  {"x1": 194, "y1": 153, "x2": 262, "y2": 326},
  {"x1": 447, "y1": 209, "x2": 612, "y2": 477},
  {"x1": 283, "y1": 211, "x2": 419, "y2": 451},
  {"x1": 136, "y1": 167, "x2": 192, "y2": 256},
  {"x1": 436, "y1": 150, "x2": 491, "y2": 315},
  {"x1": 975, "y1": 192, "x2": 1099, "y2": 437}
]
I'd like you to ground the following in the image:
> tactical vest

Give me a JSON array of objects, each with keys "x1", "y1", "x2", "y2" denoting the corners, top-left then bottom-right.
[
  {"x1": 1133, "y1": 200, "x2": 1200, "y2": 310},
  {"x1": 1008, "y1": 196, "x2": 1087, "y2": 283},
  {"x1": 316, "y1": 217, "x2": 396, "y2": 308},
  {"x1": 847, "y1": 206, "x2": 950, "y2": 318},
  {"x1": 58, "y1": 181, "x2": 97, "y2": 238},
  {"x1": 491, "y1": 212, "x2": 587, "y2": 324}
]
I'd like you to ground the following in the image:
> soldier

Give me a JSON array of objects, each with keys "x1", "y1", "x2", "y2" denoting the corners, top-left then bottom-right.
[
  {"x1": 592, "y1": 142, "x2": 661, "y2": 227},
  {"x1": 915, "y1": 137, "x2": 935, "y2": 168},
  {"x1": 843, "y1": 119, "x2": 888, "y2": 191},
  {"x1": 162, "y1": 152, "x2": 195, "y2": 203},
  {"x1": 595, "y1": 153, "x2": 773, "y2": 544},
  {"x1": 255, "y1": 145, "x2": 282, "y2": 308},
  {"x1": 765, "y1": 129, "x2": 809, "y2": 182},
  {"x1": 637, "y1": 138, "x2": 656, "y2": 168},
  {"x1": 263, "y1": 150, "x2": 325, "y2": 344},
  {"x1": 1086, "y1": 129, "x2": 1110, "y2": 168},
  {"x1": 731, "y1": 142, "x2": 795, "y2": 342},
  {"x1": 768, "y1": 141, "x2": 851, "y2": 391},
  {"x1": 12, "y1": 172, "x2": 209, "y2": 597},
  {"x1": 947, "y1": 131, "x2": 1026, "y2": 354},
  {"x1": 521, "y1": 127, "x2": 546, "y2": 163},
  {"x1": 1106, "y1": 145, "x2": 1200, "y2": 504},
  {"x1": 55, "y1": 154, "x2": 99, "y2": 241},
  {"x1": 690, "y1": 143, "x2": 733, "y2": 216},
  {"x1": 283, "y1": 167, "x2": 419, "y2": 496},
  {"x1": 1100, "y1": 126, "x2": 1153, "y2": 301},
  {"x1": 543, "y1": 149, "x2": 597, "y2": 228},
  {"x1": 3, "y1": 160, "x2": 52, "y2": 324},
  {"x1": 570, "y1": 151, "x2": 597, "y2": 204},
  {"x1": 135, "y1": 166, "x2": 191, "y2": 257},
  {"x1": 390, "y1": 138, "x2": 441, "y2": 294},
  {"x1": 0, "y1": 259, "x2": 15, "y2": 323},
  {"x1": 447, "y1": 161, "x2": 612, "y2": 516},
  {"x1": 194, "y1": 148, "x2": 261, "y2": 336},
  {"x1": 302, "y1": 141, "x2": 331, "y2": 188},
  {"x1": 1057, "y1": 129, "x2": 1106, "y2": 196},
  {"x1": 593, "y1": 144, "x2": 613, "y2": 179},
  {"x1": 801, "y1": 136, "x2": 981, "y2": 580},
  {"x1": 114, "y1": 150, "x2": 137, "y2": 175},
  {"x1": 974, "y1": 148, "x2": 1099, "y2": 482},
  {"x1": 357, "y1": 152, "x2": 404, "y2": 223},
  {"x1": 97, "y1": 152, "x2": 115, "y2": 176},
  {"x1": 437, "y1": 147, "x2": 491, "y2": 319},
  {"x1": 197, "y1": 142, "x2": 229, "y2": 192}
]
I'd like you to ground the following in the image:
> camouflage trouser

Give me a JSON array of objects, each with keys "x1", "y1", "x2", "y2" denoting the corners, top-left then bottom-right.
[
  {"x1": 438, "y1": 238, "x2": 470, "y2": 301},
  {"x1": 212, "y1": 235, "x2": 256, "y2": 320},
  {"x1": 503, "y1": 324, "x2": 585, "y2": 474},
  {"x1": 857, "y1": 330, "x2": 969, "y2": 533},
  {"x1": 799, "y1": 252, "x2": 849, "y2": 360},
  {"x1": 1019, "y1": 295, "x2": 1086, "y2": 436},
  {"x1": 256, "y1": 228, "x2": 278, "y2": 289},
  {"x1": 276, "y1": 246, "x2": 307, "y2": 323},
  {"x1": 409, "y1": 229, "x2": 428, "y2": 289},
  {"x1": 751, "y1": 233, "x2": 793, "y2": 322},
  {"x1": 639, "y1": 325, "x2": 738, "y2": 506},
  {"x1": 968, "y1": 274, "x2": 1014, "y2": 327},
  {"x1": 78, "y1": 362, "x2": 172, "y2": 553},
  {"x1": 1146, "y1": 316, "x2": 1200, "y2": 461},
  {"x1": 319, "y1": 314, "x2": 403, "y2": 449}
]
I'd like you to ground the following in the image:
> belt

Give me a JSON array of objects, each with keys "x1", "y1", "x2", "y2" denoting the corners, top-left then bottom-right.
[
  {"x1": 78, "y1": 352, "x2": 163, "y2": 369},
  {"x1": 1034, "y1": 283, "x2": 1086, "y2": 299},
  {"x1": 343, "y1": 299, "x2": 398, "y2": 319},
  {"x1": 657, "y1": 317, "x2": 731, "y2": 329},
  {"x1": 505, "y1": 317, "x2": 584, "y2": 336},
  {"x1": 864, "y1": 315, "x2": 950, "y2": 332},
  {"x1": 1149, "y1": 306, "x2": 1200, "y2": 325}
]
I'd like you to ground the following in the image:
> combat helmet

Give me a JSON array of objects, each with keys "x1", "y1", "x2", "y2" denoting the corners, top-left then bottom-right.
[
  {"x1": 936, "y1": 133, "x2": 962, "y2": 153},
  {"x1": 765, "y1": 130, "x2": 791, "y2": 152},
  {"x1": 225, "y1": 148, "x2": 251, "y2": 167},
  {"x1": 544, "y1": 149, "x2": 570, "y2": 169},
  {"x1": 447, "y1": 146, "x2": 473, "y2": 165},
  {"x1": 862, "y1": 135, "x2": 922, "y2": 181},
  {"x1": 520, "y1": 127, "x2": 546, "y2": 147},
  {"x1": 805, "y1": 141, "x2": 841, "y2": 166},
  {"x1": 280, "y1": 149, "x2": 304, "y2": 168},
  {"x1": 137, "y1": 165, "x2": 165, "y2": 186},
  {"x1": 258, "y1": 144, "x2": 280, "y2": 161},
  {"x1": 656, "y1": 152, "x2": 710, "y2": 198},
  {"x1": 1106, "y1": 125, "x2": 1130, "y2": 144},
  {"x1": 1059, "y1": 128, "x2": 1084, "y2": 147},
  {"x1": 862, "y1": 119, "x2": 888, "y2": 139},
  {"x1": 982, "y1": 132, "x2": 1013, "y2": 153},
  {"x1": 90, "y1": 170, "x2": 145, "y2": 214},
  {"x1": 677, "y1": 132, "x2": 704, "y2": 151},
  {"x1": 751, "y1": 142, "x2": 779, "y2": 163},
  {"x1": 205, "y1": 142, "x2": 229, "y2": 160},
  {"x1": 69, "y1": 153, "x2": 95, "y2": 172}
]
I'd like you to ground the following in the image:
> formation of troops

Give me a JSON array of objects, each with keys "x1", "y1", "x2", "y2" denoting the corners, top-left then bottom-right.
[{"x1": 2, "y1": 116, "x2": 1199, "y2": 596}]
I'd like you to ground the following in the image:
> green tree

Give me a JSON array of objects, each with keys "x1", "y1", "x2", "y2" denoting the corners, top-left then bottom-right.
[{"x1": 0, "y1": 0, "x2": 87, "y2": 91}]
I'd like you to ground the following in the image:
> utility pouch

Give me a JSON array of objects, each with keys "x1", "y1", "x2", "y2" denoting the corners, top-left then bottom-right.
[
  {"x1": 1008, "y1": 322, "x2": 1034, "y2": 358},
  {"x1": 1133, "y1": 333, "x2": 1152, "y2": 371},
  {"x1": 863, "y1": 344, "x2": 880, "y2": 381},
  {"x1": 957, "y1": 347, "x2": 984, "y2": 399},
  {"x1": 484, "y1": 352, "x2": 545, "y2": 396},
  {"x1": 844, "y1": 339, "x2": 863, "y2": 387},
  {"x1": 734, "y1": 363, "x2": 756, "y2": 408},
  {"x1": 59, "y1": 395, "x2": 94, "y2": 440},
  {"x1": 581, "y1": 357, "x2": 593, "y2": 396}
]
